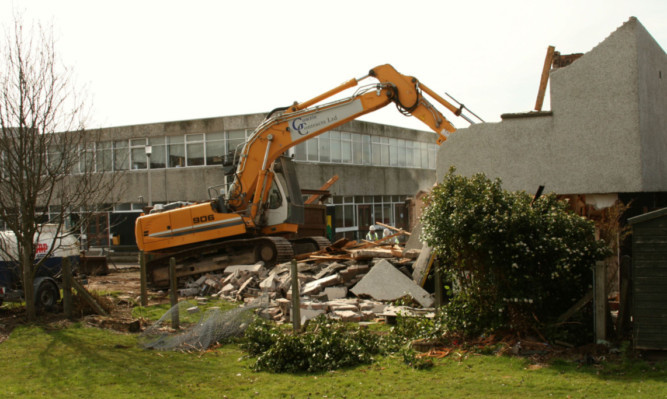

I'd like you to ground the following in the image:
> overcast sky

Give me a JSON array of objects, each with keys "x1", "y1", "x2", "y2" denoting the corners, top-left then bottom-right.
[{"x1": 2, "y1": 0, "x2": 665, "y2": 132}]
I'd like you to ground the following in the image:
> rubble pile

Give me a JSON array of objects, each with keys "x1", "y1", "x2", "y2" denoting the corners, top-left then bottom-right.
[{"x1": 178, "y1": 237, "x2": 435, "y2": 324}]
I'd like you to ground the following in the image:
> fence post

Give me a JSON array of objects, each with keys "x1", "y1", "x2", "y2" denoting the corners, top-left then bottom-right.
[
  {"x1": 169, "y1": 257, "x2": 179, "y2": 330},
  {"x1": 594, "y1": 261, "x2": 607, "y2": 342},
  {"x1": 62, "y1": 257, "x2": 73, "y2": 319},
  {"x1": 139, "y1": 251, "x2": 148, "y2": 306},
  {"x1": 291, "y1": 259, "x2": 301, "y2": 332}
]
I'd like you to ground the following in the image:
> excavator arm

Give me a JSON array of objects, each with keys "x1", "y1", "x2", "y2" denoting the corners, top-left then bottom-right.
[{"x1": 227, "y1": 64, "x2": 464, "y2": 222}]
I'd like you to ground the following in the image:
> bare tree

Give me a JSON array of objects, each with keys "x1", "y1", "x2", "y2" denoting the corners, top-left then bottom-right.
[{"x1": 0, "y1": 15, "x2": 120, "y2": 320}]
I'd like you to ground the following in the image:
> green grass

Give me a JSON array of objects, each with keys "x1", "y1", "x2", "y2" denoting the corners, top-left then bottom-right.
[
  {"x1": 0, "y1": 323, "x2": 665, "y2": 398},
  {"x1": 131, "y1": 298, "x2": 239, "y2": 321}
]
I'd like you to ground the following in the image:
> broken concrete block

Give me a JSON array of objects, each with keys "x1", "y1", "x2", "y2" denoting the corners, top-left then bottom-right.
[
  {"x1": 324, "y1": 286, "x2": 348, "y2": 300},
  {"x1": 339, "y1": 264, "x2": 369, "y2": 281},
  {"x1": 302, "y1": 274, "x2": 341, "y2": 296},
  {"x1": 259, "y1": 275, "x2": 277, "y2": 292},
  {"x1": 204, "y1": 278, "x2": 222, "y2": 291},
  {"x1": 351, "y1": 259, "x2": 434, "y2": 307},
  {"x1": 403, "y1": 248, "x2": 421, "y2": 260},
  {"x1": 221, "y1": 283, "x2": 235, "y2": 295},
  {"x1": 224, "y1": 263, "x2": 264, "y2": 275},
  {"x1": 360, "y1": 310, "x2": 376, "y2": 321},
  {"x1": 300, "y1": 300, "x2": 328, "y2": 311},
  {"x1": 359, "y1": 300, "x2": 385, "y2": 314},
  {"x1": 314, "y1": 262, "x2": 347, "y2": 280},
  {"x1": 236, "y1": 276, "x2": 255, "y2": 298},
  {"x1": 327, "y1": 299, "x2": 359, "y2": 312},
  {"x1": 332, "y1": 310, "x2": 361, "y2": 322},
  {"x1": 403, "y1": 221, "x2": 424, "y2": 253}
]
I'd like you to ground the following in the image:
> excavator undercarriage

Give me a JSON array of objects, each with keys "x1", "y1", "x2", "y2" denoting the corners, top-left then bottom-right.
[{"x1": 145, "y1": 235, "x2": 330, "y2": 288}]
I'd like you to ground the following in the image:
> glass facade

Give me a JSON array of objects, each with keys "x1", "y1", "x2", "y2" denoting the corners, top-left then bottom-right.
[{"x1": 294, "y1": 130, "x2": 436, "y2": 169}]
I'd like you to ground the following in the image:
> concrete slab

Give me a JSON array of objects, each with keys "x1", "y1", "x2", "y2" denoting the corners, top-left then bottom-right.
[
  {"x1": 224, "y1": 263, "x2": 264, "y2": 275},
  {"x1": 411, "y1": 243, "x2": 433, "y2": 286},
  {"x1": 403, "y1": 222, "x2": 424, "y2": 253},
  {"x1": 351, "y1": 259, "x2": 434, "y2": 307},
  {"x1": 324, "y1": 286, "x2": 348, "y2": 300}
]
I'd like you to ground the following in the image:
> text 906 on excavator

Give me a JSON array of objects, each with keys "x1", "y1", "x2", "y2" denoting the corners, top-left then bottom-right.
[{"x1": 135, "y1": 64, "x2": 476, "y2": 287}]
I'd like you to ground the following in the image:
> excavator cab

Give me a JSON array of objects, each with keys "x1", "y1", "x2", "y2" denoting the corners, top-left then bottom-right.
[{"x1": 207, "y1": 185, "x2": 228, "y2": 214}]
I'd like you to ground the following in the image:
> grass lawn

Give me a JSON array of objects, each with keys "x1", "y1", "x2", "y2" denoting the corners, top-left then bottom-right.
[{"x1": 0, "y1": 322, "x2": 665, "y2": 398}]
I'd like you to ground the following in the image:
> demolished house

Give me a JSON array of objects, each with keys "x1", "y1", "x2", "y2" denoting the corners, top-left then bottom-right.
[{"x1": 435, "y1": 17, "x2": 667, "y2": 335}]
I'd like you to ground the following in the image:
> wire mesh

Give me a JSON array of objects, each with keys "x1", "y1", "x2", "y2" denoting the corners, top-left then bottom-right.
[{"x1": 139, "y1": 300, "x2": 260, "y2": 351}]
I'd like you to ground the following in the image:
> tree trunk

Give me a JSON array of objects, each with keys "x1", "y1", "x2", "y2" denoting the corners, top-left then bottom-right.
[{"x1": 21, "y1": 242, "x2": 36, "y2": 321}]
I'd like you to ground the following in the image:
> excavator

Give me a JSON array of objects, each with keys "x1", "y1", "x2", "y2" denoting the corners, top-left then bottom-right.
[{"x1": 135, "y1": 64, "x2": 472, "y2": 287}]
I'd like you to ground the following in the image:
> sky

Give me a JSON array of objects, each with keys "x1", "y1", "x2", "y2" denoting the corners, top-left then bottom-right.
[{"x1": 1, "y1": 0, "x2": 665, "y2": 132}]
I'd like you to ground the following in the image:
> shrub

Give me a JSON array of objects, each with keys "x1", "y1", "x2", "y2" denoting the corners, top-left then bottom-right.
[
  {"x1": 244, "y1": 317, "x2": 383, "y2": 373},
  {"x1": 421, "y1": 168, "x2": 609, "y2": 340}
]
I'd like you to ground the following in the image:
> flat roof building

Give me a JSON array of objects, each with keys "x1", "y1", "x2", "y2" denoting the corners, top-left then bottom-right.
[{"x1": 86, "y1": 114, "x2": 441, "y2": 249}]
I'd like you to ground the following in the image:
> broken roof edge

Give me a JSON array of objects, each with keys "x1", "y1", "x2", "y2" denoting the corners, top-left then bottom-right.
[{"x1": 501, "y1": 110, "x2": 553, "y2": 120}]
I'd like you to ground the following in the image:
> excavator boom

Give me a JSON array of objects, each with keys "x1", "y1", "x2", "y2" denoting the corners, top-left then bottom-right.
[{"x1": 135, "y1": 64, "x2": 472, "y2": 287}]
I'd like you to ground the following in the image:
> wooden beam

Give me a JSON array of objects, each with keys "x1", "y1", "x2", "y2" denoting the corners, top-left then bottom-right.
[
  {"x1": 304, "y1": 175, "x2": 339, "y2": 204},
  {"x1": 376, "y1": 221, "x2": 411, "y2": 236},
  {"x1": 535, "y1": 45, "x2": 556, "y2": 111},
  {"x1": 71, "y1": 277, "x2": 108, "y2": 316}
]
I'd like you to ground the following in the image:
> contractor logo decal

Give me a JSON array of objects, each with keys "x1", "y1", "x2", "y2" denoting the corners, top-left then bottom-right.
[{"x1": 288, "y1": 99, "x2": 363, "y2": 141}]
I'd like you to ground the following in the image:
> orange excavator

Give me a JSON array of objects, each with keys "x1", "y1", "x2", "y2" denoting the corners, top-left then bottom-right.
[{"x1": 135, "y1": 64, "x2": 472, "y2": 286}]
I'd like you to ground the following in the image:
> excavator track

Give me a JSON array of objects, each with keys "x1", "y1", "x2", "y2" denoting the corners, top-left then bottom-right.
[
  {"x1": 289, "y1": 236, "x2": 331, "y2": 256},
  {"x1": 145, "y1": 236, "x2": 294, "y2": 288}
]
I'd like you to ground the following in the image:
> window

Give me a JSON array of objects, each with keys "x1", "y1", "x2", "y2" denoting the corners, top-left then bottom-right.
[
  {"x1": 113, "y1": 140, "x2": 129, "y2": 171},
  {"x1": 206, "y1": 132, "x2": 225, "y2": 165},
  {"x1": 130, "y1": 138, "x2": 148, "y2": 170},
  {"x1": 78, "y1": 143, "x2": 95, "y2": 173},
  {"x1": 420, "y1": 142, "x2": 428, "y2": 169},
  {"x1": 167, "y1": 136, "x2": 185, "y2": 167},
  {"x1": 429, "y1": 145, "x2": 437, "y2": 169},
  {"x1": 397, "y1": 139, "x2": 406, "y2": 167},
  {"x1": 380, "y1": 137, "x2": 389, "y2": 166},
  {"x1": 307, "y1": 136, "x2": 318, "y2": 161},
  {"x1": 352, "y1": 133, "x2": 362, "y2": 164},
  {"x1": 267, "y1": 181, "x2": 282, "y2": 209},
  {"x1": 341, "y1": 132, "x2": 352, "y2": 163},
  {"x1": 330, "y1": 131, "x2": 341, "y2": 163},
  {"x1": 371, "y1": 136, "x2": 381, "y2": 165},
  {"x1": 295, "y1": 142, "x2": 307, "y2": 161},
  {"x1": 96, "y1": 141, "x2": 112, "y2": 172},
  {"x1": 148, "y1": 137, "x2": 166, "y2": 168},
  {"x1": 319, "y1": 132, "x2": 330, "y2": 162},
  {"x1": 186, "y1": 134, "x2": 205, "y2": 166},
  {"x1": 362, "y1": 135, "x2": 371, "y2": 165},
  {"x1": 227, "y1": 130, "x2": 246, "y2": 156},
  {"x1": 405, "y1": 140, "x2": 414, "y2": 168}
]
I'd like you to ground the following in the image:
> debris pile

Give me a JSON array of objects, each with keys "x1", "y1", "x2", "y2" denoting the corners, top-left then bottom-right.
[{"x1": 178, "y1": 237, "x2": 435, "y2": 324}]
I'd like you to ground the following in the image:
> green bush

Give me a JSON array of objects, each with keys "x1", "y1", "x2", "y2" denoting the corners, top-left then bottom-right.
[
  {"x1": 243, "y1": 317, "x2": 383, "y2": 373},
  {"x1": 421, "y1": 168, "x2": 609, "y2": 340}
]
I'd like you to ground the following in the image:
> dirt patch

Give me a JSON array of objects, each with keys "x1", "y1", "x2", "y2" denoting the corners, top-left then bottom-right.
[{"x1": 0, "y1": 265, "x2": 169, "y2": 343}]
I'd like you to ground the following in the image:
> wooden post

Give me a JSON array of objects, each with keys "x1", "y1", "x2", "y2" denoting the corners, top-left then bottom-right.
[
  {"x1": 62, "y1": 257, "x2": 73, "y2": 319},
  {"x1": 139, "y1": 251, "x2": 148, "y2": 306},
  {"x1": 535, "y1": 45, "x2": 556, "y2": 111},
  {"x1": 594, "y1": 261, "x2": 607, "y2": 341},
  {"x1": 291, "y1": 259, "x2": 301, "y2": 332},
  {"x1": 169, "y1": 257, "x2": 179, "y2": 330}
]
